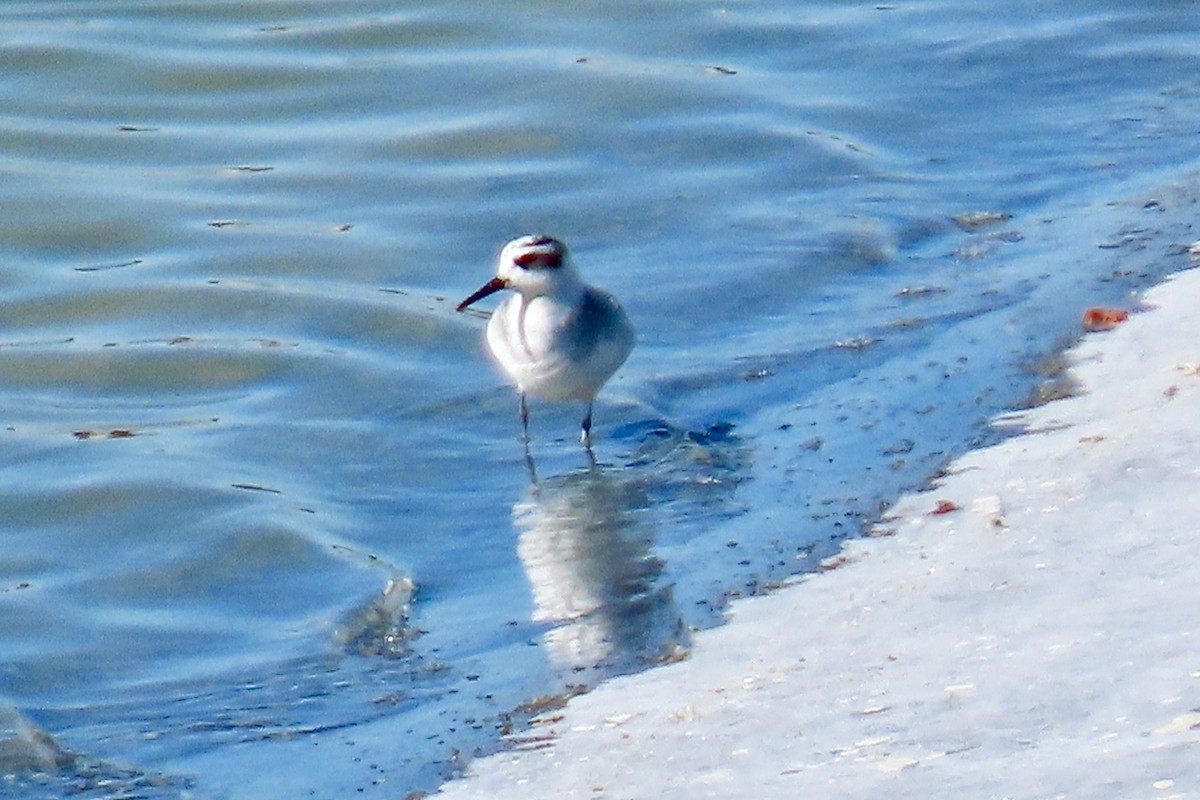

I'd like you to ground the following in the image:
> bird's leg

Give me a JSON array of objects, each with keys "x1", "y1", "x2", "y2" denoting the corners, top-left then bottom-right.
[
  {"x1": 519, "y1": 392, "x2": 531, "y2": 443},
  {"x1": 580, "y1": 402, "x2": 593, "y2": 449},
  {"x1": 522, "y1": 440, "x2": 538, "y2": 484},
  {"x1": 519, "y1": 392, "x2": 539, "y2": 482}
]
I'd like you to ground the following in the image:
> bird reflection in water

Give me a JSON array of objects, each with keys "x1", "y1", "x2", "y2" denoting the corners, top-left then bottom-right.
[{"x1": 513, "y1": 464, "x2": 688, "y2": 675}]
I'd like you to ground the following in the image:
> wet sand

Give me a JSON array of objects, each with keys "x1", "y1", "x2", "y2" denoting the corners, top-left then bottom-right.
[{"x1": 437, "y1": 266, "x2": 1200, "y2": 799}]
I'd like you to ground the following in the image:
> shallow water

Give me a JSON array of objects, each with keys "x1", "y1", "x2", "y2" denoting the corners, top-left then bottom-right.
[{"x1": 1, "y1": 1, "x2": 1199, "y2": 797}]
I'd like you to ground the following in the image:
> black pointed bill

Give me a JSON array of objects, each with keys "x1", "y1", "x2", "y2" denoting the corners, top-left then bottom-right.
[{"x1": 456, "y1": 276, "x2": 507, "y2": 312}]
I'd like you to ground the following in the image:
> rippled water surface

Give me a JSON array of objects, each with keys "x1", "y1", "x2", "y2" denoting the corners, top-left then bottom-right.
[{"x1": 3, "y1": 1, "x2": 1200, "y2": 797}]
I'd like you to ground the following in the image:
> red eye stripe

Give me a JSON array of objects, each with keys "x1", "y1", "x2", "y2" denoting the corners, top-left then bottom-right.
[{"x1": 513, "y1": 251, "x2": 562, "y2": 269}]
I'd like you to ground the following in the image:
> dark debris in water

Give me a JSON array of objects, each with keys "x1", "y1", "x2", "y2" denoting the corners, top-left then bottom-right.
[
  {"x1": 895, "y1": 284, "x2": 948, "y2": 298},
  {"x1": 72, "y1": 428, "x2": 136, "y2": 440},
  {"x1": 951, "y1": 210, "x2": 1012, "y2": 231},
  {"x1": 953, "y1": 229, "x2": 1025, "y2": 260},
  {"x1": 231, "y1": 482, "x2": 281, "y2": 494},
  {"x1": 511, "y1": 684, "x2": 588, "y2": 717},
  {"x1": 741, "y1": 367, "x2": 772, "y2": 381},
  {"x1": 834, "y1": 334, "x2": 878, "y2": 350},
  {"x1": 1165, "y1": 240, "x2": 1200, "y2": 260},
  {"x1": 74, "y1": 258, "x2": 143, "y2": 273},
  {"x1": 1097, "y1": 224, "x2": 1153, "y2": 250},
  {"x1": 5, "y1": 764, "x2": 193, "y2": 800}
]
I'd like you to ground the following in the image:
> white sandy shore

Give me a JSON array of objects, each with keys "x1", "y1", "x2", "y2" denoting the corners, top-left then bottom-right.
[{"x1": 437, "y1": 266, "x2": 1200, "y2": 799}]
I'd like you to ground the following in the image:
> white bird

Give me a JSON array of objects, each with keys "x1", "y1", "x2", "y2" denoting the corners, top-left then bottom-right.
[{"x1": 457, "y1": 235, "x2": 635, "y2": 448}]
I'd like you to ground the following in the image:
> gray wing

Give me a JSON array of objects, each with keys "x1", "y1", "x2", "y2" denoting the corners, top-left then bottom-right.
[{"x1": 561, "y1": 288, "x2": 634, "y2": 364}]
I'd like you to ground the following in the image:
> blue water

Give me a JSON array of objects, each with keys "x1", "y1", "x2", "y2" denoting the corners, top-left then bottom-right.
[{"x1": 2, "y1": 1, "x2": 1199, "y2": 797}]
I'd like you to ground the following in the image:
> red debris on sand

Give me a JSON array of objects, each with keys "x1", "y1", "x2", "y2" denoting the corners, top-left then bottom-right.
[
  {"x1": 1081, "y1": 307, "x2": 1128, "y2": 332},
  {"x1": 928, "y1": 499, "x2": 959, "y2": 515}
]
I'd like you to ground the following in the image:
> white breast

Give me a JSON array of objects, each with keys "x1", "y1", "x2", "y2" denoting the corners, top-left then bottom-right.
[{"x1": 486, "y1": 288, "x2": 634, "y2": 402}]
